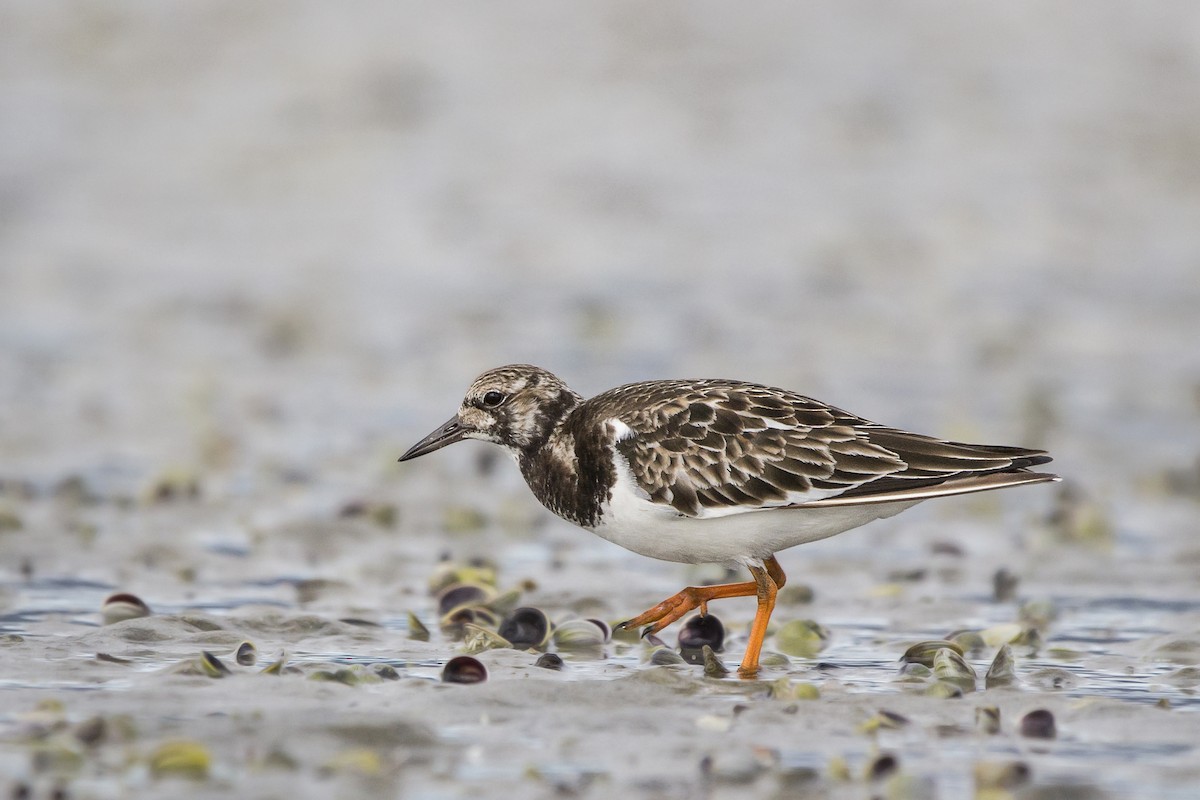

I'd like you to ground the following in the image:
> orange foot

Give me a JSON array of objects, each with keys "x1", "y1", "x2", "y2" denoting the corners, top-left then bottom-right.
[
  {"x1": 619, "y1": 557, "x2": 787, "y2": 680},
  {"x1": 618, "y1": 581, "x2": 758, "y2": 637}
]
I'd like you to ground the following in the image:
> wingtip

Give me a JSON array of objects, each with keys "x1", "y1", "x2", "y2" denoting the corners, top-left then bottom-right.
[{"x1": 797, "y1": 470, "x2": 1062, "y2": 508}]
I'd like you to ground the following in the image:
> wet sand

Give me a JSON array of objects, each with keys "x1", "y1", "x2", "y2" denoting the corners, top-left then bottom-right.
[{"x1": 2, "y1": 3, "x2": 1200, "y2": 798}]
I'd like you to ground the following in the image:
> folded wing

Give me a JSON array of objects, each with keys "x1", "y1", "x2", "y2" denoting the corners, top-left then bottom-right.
[{"x1": 590, "y1": 380, "x2": 1056, "y2": 518}]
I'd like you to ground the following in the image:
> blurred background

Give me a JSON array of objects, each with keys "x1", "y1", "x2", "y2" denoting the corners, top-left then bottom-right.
[{"x1": 3, "y1": 2, "x2": 1198, "y2": 496}]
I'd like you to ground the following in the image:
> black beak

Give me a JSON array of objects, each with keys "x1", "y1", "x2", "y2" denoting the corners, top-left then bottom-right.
[{"x1": 398, "y1": 415, "x2": 468, "y2": 462}]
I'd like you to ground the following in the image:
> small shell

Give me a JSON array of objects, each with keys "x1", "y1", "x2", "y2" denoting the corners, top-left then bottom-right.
[
  {"x1": 407, "y1": 612, "x2": 430, "y2": 642},
  {"x1": 933, "y1": 648, "x2": 977, "y2": 692},
  {"x1": 992, "y1": 567, "x2": 1020, "y2": 601},
  {"x1": 442, "y1": 655, "x2": 487, "y2": 684},
  {"x1": 647, "y1": 647, "x2": 686, "y2": 666},
  {"x1": 900, "y1": 640, "x2": 964, "y2": 668},
  {"x1": 865, "y1": 753, "x2": 899, "y2": 782},
  {"x1": 701, "y1": 645, "x2": 729, "y2": 678},
  {"x1": 758, "y1": 651, "x2": 792, "y2": 669},
  {"x1": 234, "y1": 641, "x2": 257, "y2": 667},
  {"x1": 1019, "y1": 708, "x2": 1056, "y2": 739},
  {"x1": 535, "y1": 653, "x2": 564, "y2": 671},
  {"x1": 497, "y1": 607, "x2": 550, "y2": 650},
  {"x1": 260, "y1": 652, "x2": 289, "y2": 675},
  {"x1": 585, "y1": 618, "x2": 613, "y2": 643},
  {"x1": 437, "y1": 582, "x2": 495, "y2": 616},
  {"x1": 985, "y1": 645, "x2": 1017, "y2": 688},
  {"x1": 774, "y1": 619, "x2": 830, "y2": 659},
  {"x1": 374, "y1": 664, "x2": 400, "y2": 680},
  {"x1": 149, "y1": 740, "x2": 211, "y2": 780},
  {"x1": 678, "y1": 614, "x2": 725, "y2": 652},
  {"x1": 199, "y1": 651, "x2": 231, "y2": 679},
  {"x1": 553, "y1": 618, "x2": 608, "y2": 651},
  {"x1": 101, "y1": 593, "x2": 151, "y2": 625}
]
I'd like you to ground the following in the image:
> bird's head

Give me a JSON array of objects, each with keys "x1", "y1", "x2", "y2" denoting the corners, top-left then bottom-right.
[{"x1": 399, "y1": 364, "x2": 582, "y2": 461}]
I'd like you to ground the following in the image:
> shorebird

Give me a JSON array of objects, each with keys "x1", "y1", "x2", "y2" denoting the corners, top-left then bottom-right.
[{"x1": 399, "y1": 365, "x2": 1057, "y2": 678}]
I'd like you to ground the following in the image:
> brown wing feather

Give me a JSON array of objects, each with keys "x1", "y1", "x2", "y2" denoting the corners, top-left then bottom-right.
[
  {"x1": 585, "y1": 380, "x2": 904, "y2": 516},
  {"x1": 584, "y1": 379, "x2": 1056, "y2": 517}
]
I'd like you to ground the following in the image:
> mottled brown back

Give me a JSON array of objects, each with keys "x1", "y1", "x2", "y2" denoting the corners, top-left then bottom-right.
[{"x1": 581, "y1": 379, "x2": 1052, "y2": 517}]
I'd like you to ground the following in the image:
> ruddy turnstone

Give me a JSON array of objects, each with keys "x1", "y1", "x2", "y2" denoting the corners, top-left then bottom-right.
[{"x1": 399, "y1": 364, "x2": 1058, "y2": 678}]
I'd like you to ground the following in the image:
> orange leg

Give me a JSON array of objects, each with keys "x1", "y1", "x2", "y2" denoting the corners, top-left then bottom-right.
[
  {"x1": 737, "y1": 561, "x2": 781, "y2": 679},
  {"x1": 619, "y1": 557, "x2": 787, "y2": 678}
]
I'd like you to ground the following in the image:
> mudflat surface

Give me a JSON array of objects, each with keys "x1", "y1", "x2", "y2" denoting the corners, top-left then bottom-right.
[{"x1": 2, "y1": 4, "x2": 1199, "y2": 798}]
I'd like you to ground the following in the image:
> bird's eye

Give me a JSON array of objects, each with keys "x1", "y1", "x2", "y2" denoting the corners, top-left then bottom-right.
[{"x1": 482, "y1": 390, "x2": 505, "y2": 407}]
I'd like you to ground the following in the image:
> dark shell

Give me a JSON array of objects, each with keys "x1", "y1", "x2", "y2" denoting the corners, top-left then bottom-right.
[
  {"x1": 437, "y1": 583, "x2": 493, "y2": 616},
  {"x1": 993, "y1": 567, "x2": 1020, "y2": 601},
  {"x1": 678, "y1": 614, "x2": 725, "y2": 660},
  {"x1": 497, "y1": 607, "x2": 550, "y2": 649},
  {"x1": 1019, "y1": 709, "x2": 1056, "y2": 739},
  {"x1": 100, "y1": 593, "x2": 152, "y2": 624},
  {"x1": 866, "y1": 753, "x2": 899, "y2": 782},
  {"x1": 535, "y1": 653, "x2": 564, "y2": 671},
  {"x1": 235, "y1": 642, "x2": 257, "y2": 666},
  {"x1": 374, "y1": 664, "x2": 400, "y2": 680},
  {"x1": 103, "y1": 592, "x2": 148, "y2": 609},
  {"x1": 442, "y1": 655, "x2": 487, "y2": 684}
]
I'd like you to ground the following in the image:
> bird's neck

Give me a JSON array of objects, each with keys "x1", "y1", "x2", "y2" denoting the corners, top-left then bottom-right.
[{"x1": 518, "y1": 408, "x2": 614, "y2": 529}]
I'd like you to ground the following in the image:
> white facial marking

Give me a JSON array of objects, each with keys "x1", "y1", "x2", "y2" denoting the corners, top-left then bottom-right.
[{"x1": 459, "y1": 407, "x2": 496, "y2": 432}]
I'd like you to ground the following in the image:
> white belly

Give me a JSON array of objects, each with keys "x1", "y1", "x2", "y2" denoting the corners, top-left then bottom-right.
[{"x1": 585, "y1": 455, "x2": 922, "y2": 566}]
